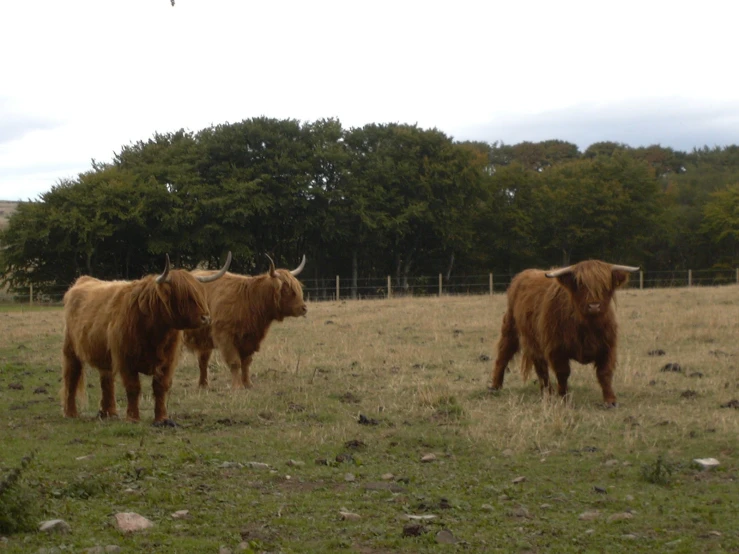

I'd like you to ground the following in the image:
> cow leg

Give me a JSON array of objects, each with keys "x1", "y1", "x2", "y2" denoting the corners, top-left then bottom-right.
[
  {"x1": 532, "y1": 358, "x2": 552, "y2": 395},
  {"x1": 595, "y1": 351, "x2": 618, "y2": 407},
  {"x1": 98, "y1": 371, "x2": 118, "y2": 418},
  {"x1": 119, "y1": 369, "x2": 142, "y2": 422},
  {"x1": 61, "y1": 339, "x2": 83, "y2": 418},
  {"x1": 220, "y1": 343, "x2": 244, "y2": 390},
  {"x1": 491, "y1": 311, "x2": 518, "y2": 390},
  {"x1": 550, "y1": 356, "x2": 572, "y2": 400},
  {"x1": 152, "y1": 365, "x2": 176, "y2": 425},
  {"x1": 240, "y1": 354, "x2": 254, "y2": 389},
  {"x1": 197, "y1": 349, "x2": 212, "y2": 389}
]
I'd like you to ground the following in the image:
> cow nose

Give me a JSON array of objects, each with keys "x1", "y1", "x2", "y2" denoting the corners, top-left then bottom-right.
[
  {"x1": 301, "y1": 305, "x2": 308, "y2": 316},
  {"x1": 201, "y1": 314, "x2": 211, "y2": 325},
  {"x1": 588, "y1": 303, "x2": 601, "y2": 312}
]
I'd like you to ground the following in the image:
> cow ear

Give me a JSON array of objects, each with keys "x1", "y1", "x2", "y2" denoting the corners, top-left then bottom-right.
[
  {"x1": 612, "y1": 270, "x2": 630, "y2": 289},
  {"x1": 554, "y1": 273, "x2": 578, "y2": 294}
]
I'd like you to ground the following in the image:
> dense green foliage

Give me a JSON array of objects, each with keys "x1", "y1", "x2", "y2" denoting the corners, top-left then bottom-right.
[{"x1": 2, "y1": 118, "x2": 739, "y2": 294}]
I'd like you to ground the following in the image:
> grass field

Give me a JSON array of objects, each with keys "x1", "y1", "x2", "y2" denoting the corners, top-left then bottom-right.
[{"x1": 1, "y1": 287, "x2": 738, "y2": 553}]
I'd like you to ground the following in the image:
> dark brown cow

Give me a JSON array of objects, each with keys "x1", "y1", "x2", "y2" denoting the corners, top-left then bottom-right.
[
  {"x1": 183, "y1": 255, "x2": 307, "y2": 389},
  {"x1": 61, "y1": 253, "x2": 232, "y2": 425},
  {"x1": 491, "y1": 260, "x2": 639, "y2": 406}
]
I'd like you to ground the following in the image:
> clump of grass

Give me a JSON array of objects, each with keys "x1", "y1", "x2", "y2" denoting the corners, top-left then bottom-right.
[
  {"x1": 0, "y1": 450, "x2": 42, "y2": 534},
  {"x1": 431, "y1": 395, "x2": 465, "y2": 422},
  {"x1": 640, "y1": 454, "x2": 674, "y2": 486}
]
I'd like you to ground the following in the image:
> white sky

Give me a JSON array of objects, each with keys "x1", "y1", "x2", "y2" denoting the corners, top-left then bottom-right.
[{"x1": 2, "y1": 0, "x2": 738, "y2": 200}]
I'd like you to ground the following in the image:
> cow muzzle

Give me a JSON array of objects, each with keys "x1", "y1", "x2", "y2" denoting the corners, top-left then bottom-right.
[
  {"x1": 587, "y1": 303, "x2": 601, "y2": 313},
  {"x1": 200, "y1": 314, "x2": 211, "y2": 326}
]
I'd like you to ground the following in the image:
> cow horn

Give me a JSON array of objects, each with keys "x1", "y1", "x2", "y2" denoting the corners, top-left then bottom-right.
[
  {"x1": 290, "y1": 254, "x2": 306, "y2": 276},
  {"x1": 611, "y1": 264, "x2": 640, "y2": 272},
  {"x1": 266, "y1": 254, "x2": 277, "y2": 277},
  {"x1": 545, "y1": 265, "x2": 574, "y2": 278},
  {"x1": 196, "y1": 251, "x2": 232, "y2": 283},
  {"x1": 155, "y1": 254, "x2": 171, "y2": 284}
]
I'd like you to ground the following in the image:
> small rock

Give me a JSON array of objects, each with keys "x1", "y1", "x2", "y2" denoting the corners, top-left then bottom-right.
[
  {"x1": 660, "y1": 362, "x2": 682, "y2": 373},
  {"x1": 114, "y1": 512, "x2": 154, "y2": 532},
  {"x1": 707, "y1": 531, "x2": 722, "y2": 537},
  {"x1": 357, "y1": 414, "x2": 379, "y2": 425},
  {"x1": 680, "y1": 390, "x2": 698, "y2": 399},
  {"x1": 219, "y1": 548, "x2": 232, "y2": 554},
  {"x1": 481, "y1": 504, "x2": 494, "y2": 511},
  {"x1": 405, "y1": 514, "x2": 437, "y2": 521},
  {"x1": 381, "y1": 472, "x2": 394, "y2": 480},
  {"x1": 608, "y1": 512, "x2": 634, "y2": 523},
  {"x1": 689, "y1": 372, "x2": 704, "y2": 378},
  {"x1": 512, "y1": 505, "x2": 530, "y2": 518},
  {"x1": 39, "y1": 519, "x2": 71, "y2": 534},
  {"x1": 219, "y1": 462, "x2": 243, "y2": 469},
  {"x1": 693, "y1": 458, "x2": 720, "y2": 470},
  {"x1": 512, "y1": 476, "x2": 526, "y2": 484},
  {"x1": 420, "y1": 453, "x2": 437, "y2": 463},
  {"x1": 648, "y1": 349, "x2": 666, "y2": 356},
  {"x1": 540, "y1": 503, "x2": 552, "y2": 509},
  {"x1": 171, "y1": 510, "x2": 190, "y2": 519},
  {"x1": 501, "y1": 449, "x2": 514, "y2": 457},
  {"x1": 402, "y1": 524, "x2": 426, "y2": 537},
  {"x1": 245, "y1": 462, "x2": 270, "y2": 470},
  {"x1": 604, "y1": 459, "x2": 619, "y2": 466},
  {"x1": 584, "y1": 529, "x2": 595, "y2": 535},
  {"x1": 344, "y1": 439, "x2": 366, "y2": 450},
  {"x1": 622, "y1": 534, "x2": 639, "y2": 540},
  {"x1": 579, "y1": 510, "x2": 601, "y2": 521},
  {"x1": 665, "y1": 539, "x2": 682, "y2": 547},
  {"x1": 8, "y1": 383, "x2": 23, "y2": 390},
  {"x1": 720, "y1": 399, "x2": 739, "y2": 409},
  {"x1": 75, "y1": 454, "x2": 94, "y2": 461},
  {"x1": 436, "y1": 528, "x2": 459, "y2": 544},
  {"x1": 286, "y1": 459, "x2": 305, "y2": 467},
  {"x1": 339, "y1": 509, "x2": 361, "y2": 521},
  {"x1": 344, "y1": 473, "x2": 356, "y2": 482},
  {"x1": 498, "y1": 494, "x2": 510, "y2": 501},
  {"x1": 82, "y1": 547, "x2": 105, "y2": 554},
  {"x1": 236, "y1": 543, "x2": 251, "y2": 551},
  {"x1": 33, "y1": 387, "x2": 48, "y2": 394},
  {"x1": 625, "y1": 495, "x2": 635, "y2": 501},
  {"x1": 105, "y1": 547, "x2": 121, "y2": 553},
  {"x1": 593, "y1": 486, "x2": 607, "y2": 494}
]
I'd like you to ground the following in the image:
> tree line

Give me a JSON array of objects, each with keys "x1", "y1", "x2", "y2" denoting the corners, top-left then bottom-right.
[{"x1": 2, "y1": 117, "x2": 739, "y2": 296}]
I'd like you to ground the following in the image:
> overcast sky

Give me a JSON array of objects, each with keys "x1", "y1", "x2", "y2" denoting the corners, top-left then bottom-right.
[{"x1": 2, "y1": 0, "x2": 738, "y2": 201}]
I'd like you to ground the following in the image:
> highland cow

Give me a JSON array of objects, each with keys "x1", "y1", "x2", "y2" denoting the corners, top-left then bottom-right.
[
  {"x1": 183, "y1": 255, "x2": 307, "y2": 389},
  {"x1": 61, "y1": 252, "x2": 231, "y2": 425},
  {"x1": 491, "y1": 260, "x2": 639, "y2": 406}
]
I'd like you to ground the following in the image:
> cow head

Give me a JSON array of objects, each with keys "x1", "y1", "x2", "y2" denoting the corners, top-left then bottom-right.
[
  {"x1": 153, "y1": 252, "x2": 232, "y2": 329},
  {"x1": 546, "y1": 260, "x2": 639, "y2": 319},
  {"x1": 267, "y1": 254, "x2": 308, "y2": 321}
]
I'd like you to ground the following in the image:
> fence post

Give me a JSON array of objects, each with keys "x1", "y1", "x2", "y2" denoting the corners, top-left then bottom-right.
[
  {"x1": 639, "y1": 271, "x2": 644, "y2": 290},
  {"x1": 336, "y1": 275, "x2": 340, "y2": 301},
  {"x1": 489, "y1": 272, "x2": 493, "y2": 296},
  {"x1": 387, "y1": 276, "x2": 392, "y2": 299},
  {"x1": 688, "y1": 269, "x2": 692, "y2": 287},
  {"x1": 30, "y1": 283, "x2": 33, "y2": 306},
  {"x1": 438, "y1": 274, "x2": 442, "y2": 297}
]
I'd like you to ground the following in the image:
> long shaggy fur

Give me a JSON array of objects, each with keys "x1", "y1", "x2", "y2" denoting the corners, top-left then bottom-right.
[
  {"x1": 183, "y1": 267, "x2": 307, "y2": 389},
  {"x1": 61, "y1": 269, "x2": 211, "y2": 422},
  {"x1": 491, "y1": 260, "x2": 631, "y2": 405}
]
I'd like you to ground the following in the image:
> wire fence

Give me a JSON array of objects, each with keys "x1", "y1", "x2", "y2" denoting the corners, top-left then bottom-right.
[{"x1": 2, "y1": 268, "x2": 738, "y2": 306}]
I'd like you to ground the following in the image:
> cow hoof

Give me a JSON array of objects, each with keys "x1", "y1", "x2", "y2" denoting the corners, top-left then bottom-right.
[
  {"x1": 97, "y1": 411, "x2": 119, "y2": 419},
  {"x1": 153, "y1": 418, "x2": 178, "y2": 428},
  {"x1": 603, "y1": 402, "x2": 618, "y2": 409}
]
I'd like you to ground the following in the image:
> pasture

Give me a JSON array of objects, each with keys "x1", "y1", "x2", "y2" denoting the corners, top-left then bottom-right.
[{"x1": 0, "y1": 287, "x2": 738, "y2": 553}]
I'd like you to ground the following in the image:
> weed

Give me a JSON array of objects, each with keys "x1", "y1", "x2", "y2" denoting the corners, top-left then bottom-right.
[
  {"x1": 0, "y1": 451, "x2": 41, "y2": 534},
  {"x1": 640, "y1": 454, "x2": 674, "y2": 486}
]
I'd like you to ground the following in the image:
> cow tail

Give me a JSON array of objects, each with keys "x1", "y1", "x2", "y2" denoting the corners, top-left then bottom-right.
[{"x1": 520, "y1": 353, "x2": 533, "y2": 383}]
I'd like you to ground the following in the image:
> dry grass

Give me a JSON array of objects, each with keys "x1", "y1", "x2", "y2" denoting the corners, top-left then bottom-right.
[{"x1": 1, "y1": 287, "x2": 738, "y2": 552}]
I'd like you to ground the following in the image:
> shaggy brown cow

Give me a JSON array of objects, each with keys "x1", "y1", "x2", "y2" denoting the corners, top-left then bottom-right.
[
  {"x1": 183, "y1": 254, "x2": 307, "y2": 389},
  {"x1": 61, "y1": 252, "x2": 232, "y2": 425},
  {"x1": 491, "y1": 260, "x2": 639, "y2": 406}
]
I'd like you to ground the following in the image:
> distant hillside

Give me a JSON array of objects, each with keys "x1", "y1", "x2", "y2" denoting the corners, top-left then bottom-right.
[{"x1": 0, "y1": 201, "x2": 18, "y2": 229}]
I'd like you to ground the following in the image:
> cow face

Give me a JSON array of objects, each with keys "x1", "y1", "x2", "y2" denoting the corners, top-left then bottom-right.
[
  {"x1": 274, "y1": 271, "x2": 308, "y2": 320},
  {"x1": 550, "y1": 262, "x2": 632, "y2": 320},
  {"x1": 160, "y1": 271, "x2": 212, "y2": 330}
]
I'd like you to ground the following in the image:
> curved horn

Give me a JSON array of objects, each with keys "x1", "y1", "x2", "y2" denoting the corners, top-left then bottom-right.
[
  {"x1": 290, "y1": 254, "x2": 306, "y2": 276},
  {"x1": 155, "y1": 254, "x2": 171, "y2": 284},
  {"x1": 196, "y1": 251, "x2": 232, "y2": 283},
  {"x1": 545, "y1": 265, "x2": 574, "y2": 279},
  {"x1": 266, "y1": 254, "x2": 277, "y2": 277},
  {"x1": 611, "y1": 264, "x2": 640, "y2": 272}
]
